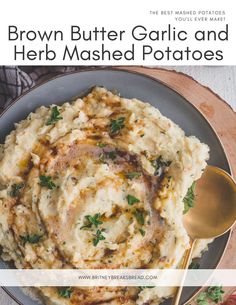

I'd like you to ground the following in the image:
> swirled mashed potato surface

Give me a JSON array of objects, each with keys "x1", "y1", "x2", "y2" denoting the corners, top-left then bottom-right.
[{"x1": 0, "y1": 87, "x2": 210, "y2": 305}]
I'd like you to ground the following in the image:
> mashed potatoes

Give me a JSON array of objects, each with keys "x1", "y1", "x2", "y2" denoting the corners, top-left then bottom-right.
[{"x1": 0, "y1": 87, "x2": 210, "y2": 305}]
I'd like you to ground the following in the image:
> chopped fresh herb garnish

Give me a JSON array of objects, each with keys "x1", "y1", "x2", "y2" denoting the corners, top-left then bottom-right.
[
  {"x1": 125, "y1": 172, "x2": 141, "y2": 180},
  {"x1": 97, "y1": 142, "x2": 106, "y2": 148},
  {"x1": 99, "y1": 151, "x2": 117, "y2": 162},
  {"x1": 196, "y1": 287, "x2": 224, "y2": 305},
  {"x1": 20, "y1": 234, "x2": 43, "y2": 245},
  {"x1": 133, "y1": 209, "x2": 145, "y2": 225},
  {"x1": 110, "y1": 117, "x2": 125, "y2": 135},
  {"x1": 106, "y1": 151, "x2": 117, "y2": 160},
  {"x1": 150, "y1": 156, "x2": 171, "y2": 176},
  {"x1": 140, "y1": 133, "x2": 145, "y2": 138},
  {"x1": 139, "y1": 286, "x2": 155, "y2": 290},
  {"x1": 127, "y1": 194, "x2": 140, "y2": 205},
  {"x1": 46, "y1": 106, "x2": 63, "y2": 125},
  {"x1": 58, "y1": 287, "x2": 73, "y2": 298},
  {"x1": 207, "y1": 286, "x2": 224, "y2": 303},
  {"x1": 93, "y1": 229, "x2": 106, "y2": 246},
  {"x1": 189, "y1": 261, "x2": 200, "y2": 269},
  {"x1": 10, "y1": 183, "x2": 24, "y2": 197},
  {"x1": 80, "y1": 214, "x2": 103, "y2": 230},
  {"x1": 197, "y1": 292, "x2": 208, "y2": 305},
  {"x1": 139, "y1": 228, "x2": 146, "y2": 236},
  {"x1": 183, "y1": 182, "x2": 196, "y2": 214},
  {"x1": 39, "y1": 175, "x2": 56, "y2": 189}
]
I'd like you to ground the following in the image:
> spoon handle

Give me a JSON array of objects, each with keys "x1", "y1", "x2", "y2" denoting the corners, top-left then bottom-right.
[{"x1": 171, "y1": 239, "x2": 196, "y2": 305}]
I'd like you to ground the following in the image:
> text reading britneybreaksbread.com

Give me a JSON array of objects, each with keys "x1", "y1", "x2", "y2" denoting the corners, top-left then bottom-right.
[{"x1": 0, "y1": 270, "x2": 236, "y2": 286}]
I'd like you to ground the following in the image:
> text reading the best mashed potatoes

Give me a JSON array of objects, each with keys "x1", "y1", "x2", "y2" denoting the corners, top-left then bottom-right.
[{"x1": 8, "y1": 24, "x2": 229, "y2": 62}]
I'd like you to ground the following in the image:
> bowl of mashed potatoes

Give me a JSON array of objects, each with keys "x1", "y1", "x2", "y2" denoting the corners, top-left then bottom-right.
[{"x1": 0, "y1": 70, "x2": 231, "y2": 305}]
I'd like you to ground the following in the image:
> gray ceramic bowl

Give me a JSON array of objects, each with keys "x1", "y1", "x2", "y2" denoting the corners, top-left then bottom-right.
[{"x1": 0, "y1": 68, "x2": 231, "y2": 305}]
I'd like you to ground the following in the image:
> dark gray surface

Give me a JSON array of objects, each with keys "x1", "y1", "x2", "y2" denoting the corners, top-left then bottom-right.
[{"x1": 0, "y1": 69, "x2": 230, "y2": 305}]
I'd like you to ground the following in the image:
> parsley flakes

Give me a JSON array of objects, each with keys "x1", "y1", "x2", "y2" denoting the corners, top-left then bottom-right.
[
  {"x1": 93, "y1": 229, "x2": 106, "y2": 246},
  {"x1": 139, "y1": 228, "x2": 146, "y2": 236},
  {"x1": 39, "y1": 175, "x2": 56, "y2": 189},
  {"x1": 106, "y1": 151, "x2": 117, "y2": 160},
  {"x1": 80, "y1": 214, "x2": 103, "y2": 230},
  {"x1": 10, "y1": 183, "x2": 24, "y2": 197},
  {"x1": 183, "y1": 182, "x2": 196, "y2": 214},
  {"x1": 98, "y1": 151, "x2": 117, "y2": 163},
  {"x1": 97, "y1": 142, "x2": 106, "y2": 148},
  {"x1": 207, "y1": 286, "x2": 224, "y2": 303},
  {"x1": 110, "y1": 117, "x2": 125, "y2": 135},
  {"x1": 133, "y1": 209, "x2": 145, "y2": 225},
  {"x1": 197, "y1": 292, "x2": 209, "y2": 305},
  {"x1": 46, "y1": 106, "x2": 63, "y2": 125},
  {"x1": 127, "y1": 194, "x2": 140, "y2": 205},
  {"x1": 139, "y1": 286, "x2": 155, "y2": 290},
  {"x1": 150, "y1": 156, "x2": 171, "y2": 177},
  {"x1": 196, "y1": 286, "x2": 224, "y2": 305},
  {"x1": 20, "y1": 234, "x2": 43, "y2": 245},
  {"x1": 58, "y1": 287, "x2": 73, "y2": 298}
]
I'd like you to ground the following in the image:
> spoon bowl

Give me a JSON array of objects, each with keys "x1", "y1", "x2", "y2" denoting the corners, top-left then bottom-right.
[
  {"x1": 183, "y1": 165, "x2": 236, "y2": 240},
  {"x1": 172, "y1": 165, "x2": 236, "y2": 305}
]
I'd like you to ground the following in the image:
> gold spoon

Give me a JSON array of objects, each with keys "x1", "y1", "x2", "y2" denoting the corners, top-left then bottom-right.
[{"x1": 172, "y1": 165, "x2": 236, "y2": 305}]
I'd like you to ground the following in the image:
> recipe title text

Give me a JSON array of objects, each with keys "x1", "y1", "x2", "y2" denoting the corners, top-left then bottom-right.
[{"x1": 8, "y1": 24, "x2": 229, "y2": 62}]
